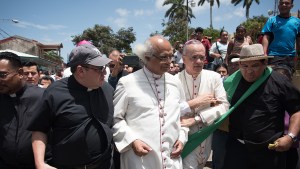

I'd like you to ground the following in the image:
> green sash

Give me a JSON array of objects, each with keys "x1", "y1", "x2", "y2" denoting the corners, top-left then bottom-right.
[{"x1": 181, "y1": 67, "x2": 272, "y2": 159}]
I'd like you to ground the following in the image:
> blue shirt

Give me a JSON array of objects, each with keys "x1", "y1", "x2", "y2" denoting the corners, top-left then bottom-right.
[{"x1": 262, "y1": 15, "x2": 300, "y2": 57}]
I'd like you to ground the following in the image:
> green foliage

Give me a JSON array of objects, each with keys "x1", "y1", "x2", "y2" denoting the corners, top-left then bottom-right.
[
  {"x1": 44, "y1": 50, "x2": 63, "y2": 62},
  {"x1": 163, "y1": 0, "x2": 195, "y2": 24},
  {"x1": 161, "y1": 18, "x2": 190, "y2": 44},
  {"x1": 162, "y1": 0, "x2": 223, "y2": 43},
  {"x1": 72, "y1": 24, "x2": 136, "y2": 55},
  {"x1": 240, "y1": 15, "x2": 268, "y2": 43},
  {"x1": 203, "y1": 27, "x2": 223, "y2": 42},
  {"x1": 198, "y1": 0, "x2": 220, "y2": 7}
]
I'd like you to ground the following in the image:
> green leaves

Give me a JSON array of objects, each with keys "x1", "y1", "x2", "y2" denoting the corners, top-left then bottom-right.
[{"x1": 71, "y1": 25, "x2": 136, "y2": 56}]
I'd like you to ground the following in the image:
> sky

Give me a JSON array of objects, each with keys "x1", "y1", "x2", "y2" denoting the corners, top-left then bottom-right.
[{"x1": 1, "y1": 0, "x2": 299, "y2": 62}]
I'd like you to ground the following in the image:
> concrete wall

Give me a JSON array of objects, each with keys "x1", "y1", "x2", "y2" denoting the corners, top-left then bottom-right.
[{"x1": 0, "y1": 38, "x2": 39, "y2": 56}]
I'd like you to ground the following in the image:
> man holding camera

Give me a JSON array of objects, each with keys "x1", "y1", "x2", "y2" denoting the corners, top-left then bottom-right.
[{"x1": 108, "y1": 49, "x2": 129, "y2": 89}]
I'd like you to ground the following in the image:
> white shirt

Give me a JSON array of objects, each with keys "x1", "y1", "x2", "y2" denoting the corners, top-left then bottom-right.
[{"x1": 209, "y1": 41, "x2": 228, "y2": 65}]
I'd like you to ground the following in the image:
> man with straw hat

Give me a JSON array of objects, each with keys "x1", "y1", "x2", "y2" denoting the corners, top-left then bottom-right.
[{"x1": 222, "y1": 44, "x2": 300, "y2": 169}]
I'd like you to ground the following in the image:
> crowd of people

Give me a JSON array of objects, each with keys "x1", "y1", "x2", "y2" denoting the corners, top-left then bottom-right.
[{"x1": 0, "y1": 0, "x2": 300, "y2": 169}]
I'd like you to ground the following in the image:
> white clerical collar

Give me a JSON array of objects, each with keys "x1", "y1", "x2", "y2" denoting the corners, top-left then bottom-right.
[
  {"x1": 184, "y1": 70, "x2": 201, "y2": 80},
  {"x1": 143, "y1": 66, "x2": 164, "y2": 79},
  {"x1": 87, "y1": 88, "x2": 93, "y2": 92}
]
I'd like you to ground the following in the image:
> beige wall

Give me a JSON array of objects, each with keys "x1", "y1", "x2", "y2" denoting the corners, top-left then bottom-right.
[{"x1": 0, "y1": 38, "x2": 39, "y2": 56}]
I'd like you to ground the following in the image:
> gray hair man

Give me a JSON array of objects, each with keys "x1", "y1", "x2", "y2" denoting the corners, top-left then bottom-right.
[
  {"x1": 113, "y1": 35, "x2": 189, "y2": 169},
  {"x1": 176, "y1": 40, "x2": 229, "y2": 169}
]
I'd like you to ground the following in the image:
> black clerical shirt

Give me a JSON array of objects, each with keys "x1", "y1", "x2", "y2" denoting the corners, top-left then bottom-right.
[
  {"x1": 28, "y1": 75, "x2": 114, "y2": 167},
  {"x1": 229, "y1": 71, "x2": 300, "y2": 143},
  {"x1": 0, "y1": 84, "x2": 44, "y2": 168}
]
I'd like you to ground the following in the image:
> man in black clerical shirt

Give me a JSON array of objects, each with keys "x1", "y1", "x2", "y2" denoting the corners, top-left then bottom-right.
[
  {"x1": 0, "y1": 52, "x2": 45, "y2": 169},
  {"x1": 223, "y1": 44, "x2": 300, "y2": 169},
  {"x1": 28, "y1": 44, "x2": 114, "y2": 169}
]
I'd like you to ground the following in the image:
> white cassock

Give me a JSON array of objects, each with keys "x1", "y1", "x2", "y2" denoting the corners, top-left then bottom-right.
[
  {"x1": 113, "y1": 66, "x2": 189, "y2": 169},
  {"x1": 176, "y1": 69, "x2": 229, "y2": 169}
]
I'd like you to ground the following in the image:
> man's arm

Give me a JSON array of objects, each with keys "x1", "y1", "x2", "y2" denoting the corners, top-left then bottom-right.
[
  {"x1": 262, "y1": 34, "x2": 270, "y2": 56},
  {"x1": 271, "y1": 111, "x2": 300, "y2": 152},
  {"x1": 288, "y1": 111, "x2": 300, "y2": 139},
  {"x1": 32, "y1": 131, "x2": 55, "y2": 169},
  {"x1": 209, "y1": 42, "x2": 221, "y2": 59}
]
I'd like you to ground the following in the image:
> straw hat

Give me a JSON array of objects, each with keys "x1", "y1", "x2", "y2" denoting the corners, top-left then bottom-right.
[{"x1": 231, "y1": 44, "x2": 273, "y2": 62}]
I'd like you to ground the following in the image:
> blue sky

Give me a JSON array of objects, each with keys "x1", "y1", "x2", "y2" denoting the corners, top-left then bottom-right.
[{"x1": 1, "y1": 0, "x2": 299, "y2": 62}]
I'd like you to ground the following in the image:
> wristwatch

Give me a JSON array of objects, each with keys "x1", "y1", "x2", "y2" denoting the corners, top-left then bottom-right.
[
  {"x1": 194, "y1": 115, "x2": 201, "y2": 124},
  {"x1": 287, "y1": 132, "x2": 298, "y2": 142}
]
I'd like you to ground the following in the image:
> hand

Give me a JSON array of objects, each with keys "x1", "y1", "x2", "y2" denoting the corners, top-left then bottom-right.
[
  {"x1": 268, "y1": 135, "x2": 293, "y2": 152},
  {"x1": 131, "y1": 139, "x2": 152, "y2": 156},
  {"x1": 216, "y1": 53, "x2": 222, "y2": 58},
  {"x1": 36, "y1": 163, "x2": 57, "y2": 169},
  {"x1": 180, "y1": 116, "x2": 197, "y2": 127},
  {"x1": 171, "y1": 140, "x2": 183, "y2": 158},
  {"x1": 111, "y1": 57, "x2": 123, "y2": 77},
  {"x1": 194, "y1": 94, "x2": 218, "y2": 109}
]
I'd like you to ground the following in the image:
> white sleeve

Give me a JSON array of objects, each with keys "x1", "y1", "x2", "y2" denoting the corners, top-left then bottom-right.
[
  {"x1": 180, "y1": 101, "x2": 191, "y2": 117},
  {"x1": 113, "y1": 80, "x2": 138, "y2": 153},
  {"x1": 198, "y1": 75, "x2": 230, "y2": 126}
]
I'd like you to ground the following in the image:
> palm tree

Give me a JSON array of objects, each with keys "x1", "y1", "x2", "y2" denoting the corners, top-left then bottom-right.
[
  {"x1": 164, "y1": 0, "x2": 196, "y2": 23},
  {"x1": 231, "y1": 0, "x2": 260, "y2": 19},
  {"x1": 163, "y1": 0, "x2": 196, "y2": 40},
  {"x1": 198, "y1": 0, "x2": 220, "y2": 29}
]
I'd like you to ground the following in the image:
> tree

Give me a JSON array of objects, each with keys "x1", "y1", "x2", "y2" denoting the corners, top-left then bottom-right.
[
  {"x1": 163, "y1": 0, "x2": 195, "y2": 23},
  {"x1": 161, "y1": 18, "x2": 191, "y2": 45},
  {"x1": 72, "y1": 24, "x2": 136, "y2": 55},
  {"x1": 198, "y1": 0, "x2": 220, "y2": 29},
  {"x1": 240, "y1": 15, "x2": 268, "y2": 43},
  {"x1": 231, "y1": 0, "x2": 260, "y2": 19},
  {"x1": 163, "y1": 0, "x2": 197, "y2": 42},
  {"x1": 203, "y1": 27, "x2": 222, "y2": 42},
  {"x1": 44, "y1": 50, "x2": 64, "y2": 63},
  {"x1": 115, "y1": 27, "x2": 136, "y2": 53}
]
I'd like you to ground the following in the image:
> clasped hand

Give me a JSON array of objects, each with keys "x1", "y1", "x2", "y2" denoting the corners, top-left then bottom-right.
[
  {"x1": 131, "y1": 139, "x2": 183, "y2": 158},
  {"x1": 194, "y1": 94, "x2": 220, "y2": 109}
]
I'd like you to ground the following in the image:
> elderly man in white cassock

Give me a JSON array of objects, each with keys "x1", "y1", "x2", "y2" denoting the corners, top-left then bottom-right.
[
  {"x1": 113, "y1": 35, "x2": 190, "y2": 169},
  {"x1": 177, "y1": 40, "x2": 229, "y2": 169}
]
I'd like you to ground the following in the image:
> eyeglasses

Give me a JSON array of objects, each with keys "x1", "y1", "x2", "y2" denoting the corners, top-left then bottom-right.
[
  {"x1": 189, "y1": 55, "x2": 206, "y2": 62},
  {"x1": 0, "y1": 71, "x2": 17, "y2": 79},
  {"x1": 153, "y1": 54, "x2": 173, "y2": 62},
  {"x1": 23, "y1": 71, "x2": 38, "y2": 76},
  {"x1": 81, "y1": 65, "x2": 106, "y2": 73}
]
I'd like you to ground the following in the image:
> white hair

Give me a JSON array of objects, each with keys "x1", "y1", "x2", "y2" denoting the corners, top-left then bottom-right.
[
  {"x1": 133, "y1": 35, "x2": 165, "y2": 63},
  {"x1": 182, "y1": 40, "x2": 203, "y2": 56}
]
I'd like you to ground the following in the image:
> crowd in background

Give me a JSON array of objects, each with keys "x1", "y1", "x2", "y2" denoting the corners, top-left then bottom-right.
[{"x1": 0, "y1": 0, "x2": 299, "y2": 169}]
